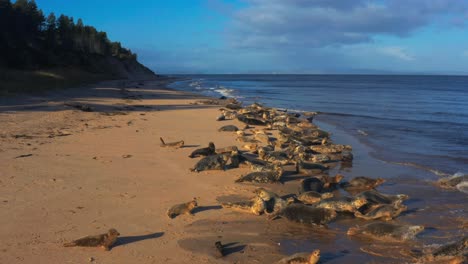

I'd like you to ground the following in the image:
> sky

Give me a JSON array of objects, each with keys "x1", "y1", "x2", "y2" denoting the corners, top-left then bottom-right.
[{"x1": 35, "y1": 0, "x2": 468, "y2": 74}]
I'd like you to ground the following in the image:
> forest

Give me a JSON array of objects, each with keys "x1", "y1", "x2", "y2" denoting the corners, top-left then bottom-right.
[{"x1": 0, "y1": 0, "x2": 137, "y2": 70}]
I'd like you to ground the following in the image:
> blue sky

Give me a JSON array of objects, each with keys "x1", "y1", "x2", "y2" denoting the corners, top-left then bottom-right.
[{"x1": 36, "y1": 0, "x2": 468, "y2": 74}]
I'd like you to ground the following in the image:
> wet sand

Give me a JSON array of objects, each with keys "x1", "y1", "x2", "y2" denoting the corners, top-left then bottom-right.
[{"x1": 0, "y1": 79, "x2": 466, "y2": 263}]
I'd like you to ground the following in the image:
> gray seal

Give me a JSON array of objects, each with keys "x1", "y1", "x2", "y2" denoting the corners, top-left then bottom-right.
[{"x1": 268, "y1": 203, "x2": 337, "y2": 226}]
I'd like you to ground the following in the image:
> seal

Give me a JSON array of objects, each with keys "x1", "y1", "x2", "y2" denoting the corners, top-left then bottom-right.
[
  {"x1": 160, "y1": 137, "x2": 184, "y2": 148},
  {"x1": 296, "y1": 191, "x2": 334, "y2": 205},
  {"x1": 235, "y1": 166, "x2": 283, "y2": 183},
  {"x1": 220, "y1": 196, "x2": 266, "y2": 215},
  {"x1": 316, "y1": 196, "x2": 368, "y2": 213},
  {"x1": 190, "y1": 153, "x2": 230, "y2": 172},
  {"x1": 216, "y1": 145, "x2": 238, "y2": 154},
  {"x1": 310, "y1": 144, "x2": 352, "y2": 154},
  {"x1": 254, "y1": 132, "x2": 272, "y2": 144},
  {"x1": 218, "y1": 125, "x2": 239, "y2": 132},
  {"x1": 253, "y1": 187, "x2": 289, "y2": 213},
  {"x1": 167, "y1": 198, "x2": 198, "y2": 218},
  {"x1": 414, "y1": 236, "x2": 468, "y2": 264},
  {"x1": 344, "y1": 176, "x2": 386, "y2": 191},
  {"x1": 63, "y1": 228, "x2": 120, "y2": 251},
  {"x1": 268, "y1": 203, "x2": 337, "y2": 226},
  {"x1": 188, "y1": 142, "x2": 216, "y2": 158},
  {"x1": 347, "y1": 222, "x2": 424, "y2": 242},
  {"x1": 236, "y1": 136, "x2": 261, "y2": 144},
  {"x1": 354, "y1": 204, "x2": 407, "y2": 221},
  {"x1": 258, "y1": 148, "x2": 290, "y2": 165},
  {"x1": 237, "y1": 114, "x2": 267, "y2": 126},
  {"x1": 356, "y1": 190, "x2": 409, "y2": 207},
  {"x1": 247, "y1": 161, "x2": 277, "y2": 172},
  {"x1": 214, "y1": 241, "x2": 225, "y2": 258},
  {"x1": 242, "y1": 143, "x2": 259, "y2": 152},
  {"x1": 300, "y1": 174, "x2": 343, "y2": 193},
  {"x1": 236, "y1": 130, "x2": 246, "y2": 137},
  {"x1": 437, "y1": 174, "x2": 468, "y2": 190},
  {"x1": 295, "y1": 160, "x2": 328, "y2": 175},
  {"x1": 276, "y1": 249, "x2": 320, "y2": 264}
]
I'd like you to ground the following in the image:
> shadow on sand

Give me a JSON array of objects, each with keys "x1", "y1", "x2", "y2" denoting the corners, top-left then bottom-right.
[
  {"x1": 114, "y1": 232, "x2": 164, "y2": 248},
  {"x1": 220, "y1": 242, "x2": 246, "y2": 256},
  {"x1": 193, "y1": 205, "x2": 223, "y2": 214}
]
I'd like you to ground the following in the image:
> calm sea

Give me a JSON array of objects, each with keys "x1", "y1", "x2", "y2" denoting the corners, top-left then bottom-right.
[{"x1": 169, "y1": 74, "x2": 468, "y2": 176}]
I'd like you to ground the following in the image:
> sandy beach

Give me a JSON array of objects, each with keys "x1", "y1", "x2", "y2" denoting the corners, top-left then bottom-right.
[
  {"x1": 0, "y1": 79, "x2": 305, "y2": 263},
  {"x1": 1, "y1": 78, "x2": 466, "y2": 264}
]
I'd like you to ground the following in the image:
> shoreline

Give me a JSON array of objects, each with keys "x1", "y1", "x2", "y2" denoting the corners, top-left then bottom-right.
[
  {"x1": 0, "y1": 78, "x2": 466, "y2": 263},
  {"x1": 168, "y1": 77, "x2": 466, "y2": 178}
]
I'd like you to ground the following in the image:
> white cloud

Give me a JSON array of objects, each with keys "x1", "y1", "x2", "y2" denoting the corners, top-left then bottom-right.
[
  {"x1": 228, "y1": 0, "x2": 468, "y2": 50},
  {"x1": 463, "y1": 50, "x2": 468, "y2": 57},
  {"x1": 379, "y1": 46, "x2": 415, "y2": 61}
]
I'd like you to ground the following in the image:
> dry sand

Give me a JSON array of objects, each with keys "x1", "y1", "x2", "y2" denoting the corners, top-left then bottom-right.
[{"x1": 0, "y1": 79, "x2": 303, "y2": 263}]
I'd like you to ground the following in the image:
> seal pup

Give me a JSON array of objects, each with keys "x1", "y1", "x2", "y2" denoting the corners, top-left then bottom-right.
[
  {"x1": 347, "y1": 222, "x2": 424, "y2": 242},
  {"x1": 63, "y1": 228, "x2": 120, "y2": 251},
  {"x1": 218, "y1": 125, "x2": 239, "y2": 132},
  {"x1": 190, "y1": 153, "x2": 230, "y2": 172},
  {"x1": 220, "y1": 196, "x2": 266, "y2": 215},
  {"x1": 296, "y1": 191, "x2": 334, "y2": 205},
  {"x1": 354, "y1": 204, "x2": 407, "y2": 221},
  {"x1": 268, "y1": 204, "x2": 337, "y2": 226},
  {"x1": 276, "y1": 249, "x2": 320, "y2": 264},
  {"x1": 160, "y1": 137, "x2": 184, "y2": 148},
  {"x1": 235, "y1": 166, "x2": 283, "y2": 183},
  {"x1": 188, "y1": 142, "x2": 216, "y2": 158},
  {"x1": 167, "y1": 198, "x2": 198, "y2": 218}
]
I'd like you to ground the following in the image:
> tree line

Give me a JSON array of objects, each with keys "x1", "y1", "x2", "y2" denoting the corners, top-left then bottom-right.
[{"x1": 0, "y1": 0, "x2": 137, "y2": 69}]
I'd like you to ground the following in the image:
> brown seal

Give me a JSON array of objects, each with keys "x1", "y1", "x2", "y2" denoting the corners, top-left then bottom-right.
[
  {"x1": 63, "y1": 228, "x2": 120, "y2": 251},
  {"x1": 188, "y1": 142, "x2": 216, "y2": 158},
  {"x1": 347, "y1": 222, "x2": 424, "y2": 242},
  {"x1": 276, "y1": 249, "x2": 320, "y2": 264},
  {"x1": 167, "y1": 198, "x2": 198, "y2": 218},
  {"x1": 160, "y1": 137, "x2": 184, "y2": 148}
]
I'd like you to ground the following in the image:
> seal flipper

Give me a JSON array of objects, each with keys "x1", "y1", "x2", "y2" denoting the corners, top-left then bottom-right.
[
  {"x1": 63, "y1": 242, "x2": 77, "y2": 247},
  {"x1": 267, "y1": 210, "x2": 281, "y2": 220}
]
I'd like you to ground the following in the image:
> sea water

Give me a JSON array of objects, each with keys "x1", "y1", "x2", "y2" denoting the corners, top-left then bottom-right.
[{"x1": 169, "y1": 74, "x2": 468, "y2": 177}]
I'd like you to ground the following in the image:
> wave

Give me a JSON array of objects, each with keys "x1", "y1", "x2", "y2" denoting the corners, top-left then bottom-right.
[
  {"x1": 456, "y1": 181, "x2": 468, "y2": 194},
  {"x1": 357, "y1": 129, "x2": 368, "y2": 136},
  {"x1": 385, "y1": 161, "x2": 451, "y2": 177},
  {"x1": 319, "y1": 111, "x2": 468, "y2": 127},
  {"x1": 214, "y1": 86, "x2": 236, "y2": 97}
]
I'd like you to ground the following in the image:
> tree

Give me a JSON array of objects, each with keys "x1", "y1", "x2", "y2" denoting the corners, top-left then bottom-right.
[{"x1": 44, "y1": 12, "x2": 57, "y2": 49}]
